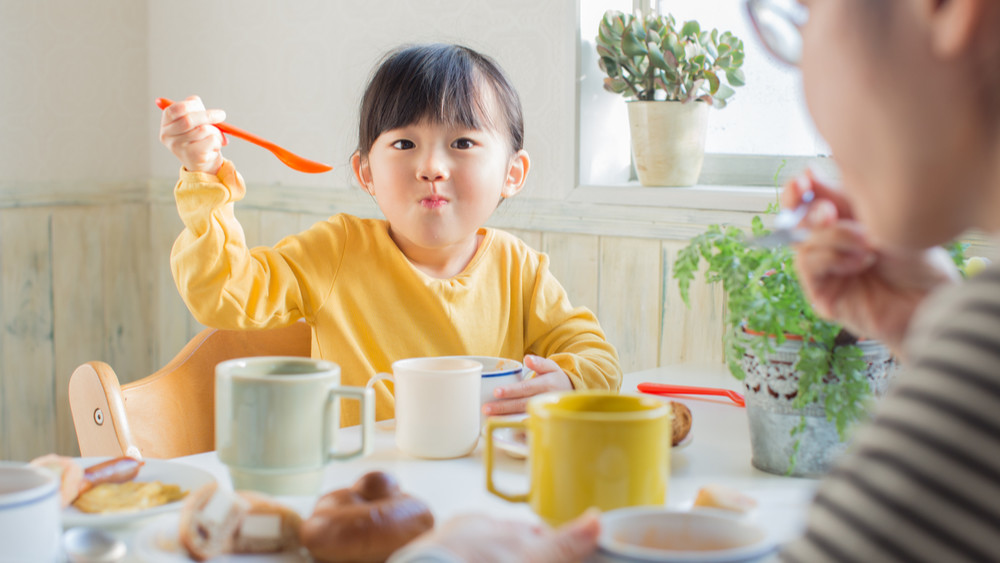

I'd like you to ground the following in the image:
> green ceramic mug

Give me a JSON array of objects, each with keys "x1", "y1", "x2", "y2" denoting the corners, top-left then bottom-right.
[{"x1": 215, "y1": 356, "x2": 374, "y2": 495}]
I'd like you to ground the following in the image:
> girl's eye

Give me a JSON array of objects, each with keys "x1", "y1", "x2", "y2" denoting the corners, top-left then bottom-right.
[
  {"x1": 452, "y1": 138, "x2": 475, "y2": 150},
  {"x1": 391, "y1": 140, "x2": 415, "y2": 150}
]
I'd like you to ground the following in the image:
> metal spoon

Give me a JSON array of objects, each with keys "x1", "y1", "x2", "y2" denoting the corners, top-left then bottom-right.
[
  {"x1": 750, "y1": 189, "x2": 815, "y2": 248},
  {"x1": 62, "y1": 527, "x2": 126, "y2": 563}
]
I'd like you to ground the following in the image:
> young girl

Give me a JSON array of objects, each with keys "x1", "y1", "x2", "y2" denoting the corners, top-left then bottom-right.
[{"x1": 159, "y1": 43, "x2": 622, "y2": 426}]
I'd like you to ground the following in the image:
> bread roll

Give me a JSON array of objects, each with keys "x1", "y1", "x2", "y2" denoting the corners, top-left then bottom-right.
[
  {"x1": 233, "y1": 490, "x2": 303, "y2": 554},
  {"x1": 179, "y1": 483, "x2": 303, "y2": 561},
  {"x1": 300, "y1": 471, "x2": 434, "y2": 563},
  {"x1": 178, "y1": 482, "x2": 249, "y2": 561},
  {"x1": 693, "y1": 484, "x2": 758, "y2": 514},
  {"x1": 669, "y1": 401, "x2": 692, "y2": 446}
]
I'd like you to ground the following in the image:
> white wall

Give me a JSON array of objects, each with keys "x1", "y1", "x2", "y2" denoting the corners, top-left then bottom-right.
[{"x1": 0, "y1": 1, "x2": 149, "y2": 187}]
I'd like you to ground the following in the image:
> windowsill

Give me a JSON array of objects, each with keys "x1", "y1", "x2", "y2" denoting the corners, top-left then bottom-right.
[{"x1": 569, "y1": 183, "x2": 778, "y2": 212}]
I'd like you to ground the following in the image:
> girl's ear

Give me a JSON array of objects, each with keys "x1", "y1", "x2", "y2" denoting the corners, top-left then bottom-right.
[
  {"x1": 351, "y1": 151, "x2": 375, "y2": 195},
  {"x1": 928, "y1": 0, "x2": 985, "y2": 57},
  {"x1": 500, "y1": 150, "x2": 530, "y2": 198}
]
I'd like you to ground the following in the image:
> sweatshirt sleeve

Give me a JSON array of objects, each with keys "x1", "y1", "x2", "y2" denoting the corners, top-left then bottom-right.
[
  {"x1": 524, "y1": 253, "x2": 623, "y2": 391},
  {"x1": 169, "y1": 160, "x2": 340, "y2": 329}
]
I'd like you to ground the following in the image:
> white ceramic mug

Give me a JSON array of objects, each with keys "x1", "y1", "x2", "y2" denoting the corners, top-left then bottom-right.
[
  {"x1": 367, "y1": 357, "x2": 482, "y2": 459},
  {"x1": 215, "y1": 356, "x2": 375, "y2": 495},
  {"x1": 0, "y1": 463, "x2": 61, "y2": 563}
]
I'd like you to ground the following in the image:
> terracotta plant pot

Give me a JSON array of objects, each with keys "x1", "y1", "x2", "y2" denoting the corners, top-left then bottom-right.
[
  {"x1": 626, "y1": 100, "x2": 708, "y2": 187},
  {"x1": 737, "y1": 334, "x2": 898, "y2": 477}
]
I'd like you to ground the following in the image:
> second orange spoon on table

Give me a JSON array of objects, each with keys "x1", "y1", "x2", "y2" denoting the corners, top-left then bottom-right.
[
  {"x1": 155, "y1": 97, "x2": 332, "y2": 174},
  {"x1": 637, "y1": 382, "x2": 746, "y2": 407}
]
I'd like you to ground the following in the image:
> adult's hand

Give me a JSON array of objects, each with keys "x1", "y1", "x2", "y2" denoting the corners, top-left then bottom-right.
[
  {"x1": 783, "y1": 171, "x2": 960, "y2": 356},
  {"x1": 397, "y1": 510, "x2": 600, "y2": 563}
]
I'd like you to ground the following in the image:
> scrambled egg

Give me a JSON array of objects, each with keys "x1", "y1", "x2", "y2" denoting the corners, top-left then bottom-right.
[{"x1": 73, "y1": 481, "x2": 187, "y2": 514}]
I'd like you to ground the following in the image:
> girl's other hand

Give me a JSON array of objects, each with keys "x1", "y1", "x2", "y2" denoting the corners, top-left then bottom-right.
[
  {"x1": 783, "y1": 172, "x2": 960, "y2": 356},
  {"x1": 482, "y1": 355, "x2": 573, "y2": 416},
  {"x1": 158, "y1": 95, "x2": 228, "y2": 175}
]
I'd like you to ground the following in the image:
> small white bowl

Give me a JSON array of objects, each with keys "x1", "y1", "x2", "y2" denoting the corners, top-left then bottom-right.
[
  {"x1": 440, "y1": 355, "x2": 529, "y2": 405},
  {"x1": 597, "y1": 507, "x2": 777, "y2": 562}
]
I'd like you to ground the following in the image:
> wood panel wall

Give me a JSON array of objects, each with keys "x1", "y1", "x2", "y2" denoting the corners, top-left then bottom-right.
[{"x1": 4, "y1": 187, "x2": 989, "y2": 461}]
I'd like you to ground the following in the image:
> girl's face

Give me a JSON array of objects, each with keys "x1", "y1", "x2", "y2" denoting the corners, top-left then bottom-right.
[
  {"x1": 799, "y1": 0, "x2": 984, "y2": 249},
  {"x1": 353, "y1": 114, "x2": 528, "y2": 263}
]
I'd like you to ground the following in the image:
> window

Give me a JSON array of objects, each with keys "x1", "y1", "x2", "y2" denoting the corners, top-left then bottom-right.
[{"x1": 578, "y1": 0, "x2": 830, "y2": 187}]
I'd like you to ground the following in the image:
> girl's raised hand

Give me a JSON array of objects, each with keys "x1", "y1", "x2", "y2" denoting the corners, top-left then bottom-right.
[
  {"x1": 158, "y1": 95, "x2": 227, "y2": 175},
  {"x1": 784, "y1": 172, "x2": 960, "y2": 356},
  {"x1": 482, "y1": 355, "x2": 574, "y2": 416}
]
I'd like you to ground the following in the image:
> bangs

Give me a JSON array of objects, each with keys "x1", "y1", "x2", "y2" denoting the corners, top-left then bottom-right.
[{"x1": 358, "y1": 44, "x2": 524, "y2": 157}]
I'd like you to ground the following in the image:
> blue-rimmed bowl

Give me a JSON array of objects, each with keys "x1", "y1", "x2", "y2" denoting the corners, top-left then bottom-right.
[{"x1": 441, "y1": 355, "x2": 530, "y2": 406}]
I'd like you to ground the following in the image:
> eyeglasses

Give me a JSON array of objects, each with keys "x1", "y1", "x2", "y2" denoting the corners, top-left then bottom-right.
[{"x1": 745, "y1": 0, "x2": 809, "y2": 67}]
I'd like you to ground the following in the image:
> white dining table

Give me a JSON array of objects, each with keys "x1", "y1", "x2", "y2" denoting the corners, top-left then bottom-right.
[{"x1": 106, "y1": 363, "x2": 819, "y2": 562}]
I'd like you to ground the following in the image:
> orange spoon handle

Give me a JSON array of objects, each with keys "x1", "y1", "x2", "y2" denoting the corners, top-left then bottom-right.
[
  {"x1": 155, "y1": 97, "x2": 332, "y2": 174},
  {"x1": 637, "y1": 383, "x2": 746, "y2": 407}
]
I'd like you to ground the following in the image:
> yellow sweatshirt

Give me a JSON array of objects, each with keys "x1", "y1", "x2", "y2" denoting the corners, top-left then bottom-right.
[{"x1": 171, "y1": 161, "x2": 622, "y2": 425}]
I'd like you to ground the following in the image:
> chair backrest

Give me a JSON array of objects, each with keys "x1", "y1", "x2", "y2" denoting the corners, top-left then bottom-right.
[{"x1": 69, "y1": 322, "x2": 311, "y2": 459}]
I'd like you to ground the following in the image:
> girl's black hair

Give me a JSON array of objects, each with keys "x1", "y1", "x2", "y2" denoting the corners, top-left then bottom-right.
[{"x1": 357, "y1": 44, "x2": 524, "y2": 158}]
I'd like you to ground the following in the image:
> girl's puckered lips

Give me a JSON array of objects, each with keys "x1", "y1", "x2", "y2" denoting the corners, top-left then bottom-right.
[{"x1": 421, "y1": 196, "x2": 449, "y2": 209}]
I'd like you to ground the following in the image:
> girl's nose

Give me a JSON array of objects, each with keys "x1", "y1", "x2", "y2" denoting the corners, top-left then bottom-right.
[{"x1": 417, "y1": 151, "x2": 449, "y2": 182}]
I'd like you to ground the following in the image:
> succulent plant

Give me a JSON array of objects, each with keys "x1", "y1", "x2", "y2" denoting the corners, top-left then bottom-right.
[{"x1": 596, "y1": 10, "x2": 746, "y2": 107}]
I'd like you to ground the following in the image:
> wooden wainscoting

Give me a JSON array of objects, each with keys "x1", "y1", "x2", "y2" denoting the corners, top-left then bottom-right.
[{"x1": 0, "y1": 202, "x2": 153, "y2": 461}]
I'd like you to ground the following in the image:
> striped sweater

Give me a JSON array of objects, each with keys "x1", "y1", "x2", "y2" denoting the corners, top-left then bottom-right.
[{"x1": 781, "y1": 266, "x2": 1000, "y2": 562}]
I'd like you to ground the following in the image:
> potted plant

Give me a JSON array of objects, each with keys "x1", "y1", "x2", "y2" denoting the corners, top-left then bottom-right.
[
  {"x1": 674, "y1": 204, "x2": 974, "y2": 476},
  {"x1": 595, "y1": 10, "x2": 746, "y2": 187}
]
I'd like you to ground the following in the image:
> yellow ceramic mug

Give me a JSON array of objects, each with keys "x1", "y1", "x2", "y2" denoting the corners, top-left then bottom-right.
[{"x1": 485, "y1": 391, "x2": 670, "y2": 526}]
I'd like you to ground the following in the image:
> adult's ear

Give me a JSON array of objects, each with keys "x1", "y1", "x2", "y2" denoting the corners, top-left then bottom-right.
[
  {"x1": 928, "y1": 0, "x2": 986, "y2": 58},
  {"x1": 500, "y1": 150, "x2": 530, "y2": 199},
  {"x1": 350, "y1": 151, "x2": 374, "y2": 195}
]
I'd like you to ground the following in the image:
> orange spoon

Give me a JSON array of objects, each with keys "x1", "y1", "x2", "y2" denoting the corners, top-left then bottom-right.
[
  {"x1": 155, "y1": 97, "x2": 332, "y2": 174},
  {"x1": 637, "y1": 383, "x2": 746, "y2": 407}
]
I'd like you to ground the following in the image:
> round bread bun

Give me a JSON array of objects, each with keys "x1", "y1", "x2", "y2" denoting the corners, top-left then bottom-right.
[
  {"x1": 300, "y1": 471, "x2": 434, "y2": 563},
  {"x1": 669, "y1": 401, "x2": 693, "y2": 446},
  {"x1": 29, "y1": 454, "x2": 85, "y2": 508}
]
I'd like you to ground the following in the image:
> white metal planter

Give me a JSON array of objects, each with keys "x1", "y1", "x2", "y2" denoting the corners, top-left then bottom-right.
[{"x1": 739, "y1": 337, "x2": 897, "y2": 477}]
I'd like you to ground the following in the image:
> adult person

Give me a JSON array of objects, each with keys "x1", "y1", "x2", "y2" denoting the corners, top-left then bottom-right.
[{"x1": 394, "y1": 0, "x2": 1000, "y2": 560}]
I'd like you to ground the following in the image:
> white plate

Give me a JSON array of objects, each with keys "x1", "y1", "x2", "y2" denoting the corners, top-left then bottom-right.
[
  {"x1": 483, "y1": 414, "x2": 530, "y2": 459},
  {"x1": 596, "y1": 508, "x2": 777, "y2": 562},
  {"x1": 62, "y1": 458, "x2": 216, "y2": 528},
  {"x1": 134, "y1": 513, "x2": 310, "y2": 562},
  {"x1": 674, "y1": 431, "x2": 694, "y2": 450}
]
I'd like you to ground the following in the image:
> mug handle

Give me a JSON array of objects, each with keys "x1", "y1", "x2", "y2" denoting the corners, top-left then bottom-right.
[
  {"x1": 366, "y1": 372, "x2": 396, "y2": 430},
  {"x1": 484, "y1": 417, "x2": 530, "y2": 503},
  {"x1": 324, "y1": 384, "x2": 375, "y2": 461}
]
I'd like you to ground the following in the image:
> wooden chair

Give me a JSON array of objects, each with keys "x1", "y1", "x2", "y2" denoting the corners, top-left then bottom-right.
[{"x1": 68, "y1": 322, "x2": 311, "y2": 459}]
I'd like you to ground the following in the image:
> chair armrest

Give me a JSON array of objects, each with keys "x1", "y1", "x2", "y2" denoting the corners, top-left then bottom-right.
[{"x1": 68, "y1": 362, "x2": 141, "y2": 458}]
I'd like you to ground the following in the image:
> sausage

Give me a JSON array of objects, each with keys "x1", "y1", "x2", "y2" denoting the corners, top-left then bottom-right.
[{"x1": 83, "y1": 456, "x2": 144, "y2": 488}]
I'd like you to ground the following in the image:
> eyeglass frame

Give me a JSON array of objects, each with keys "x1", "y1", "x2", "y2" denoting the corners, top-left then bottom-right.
[{"x1": 744, "y1": 0, "x2": 809, "y2": 67}]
